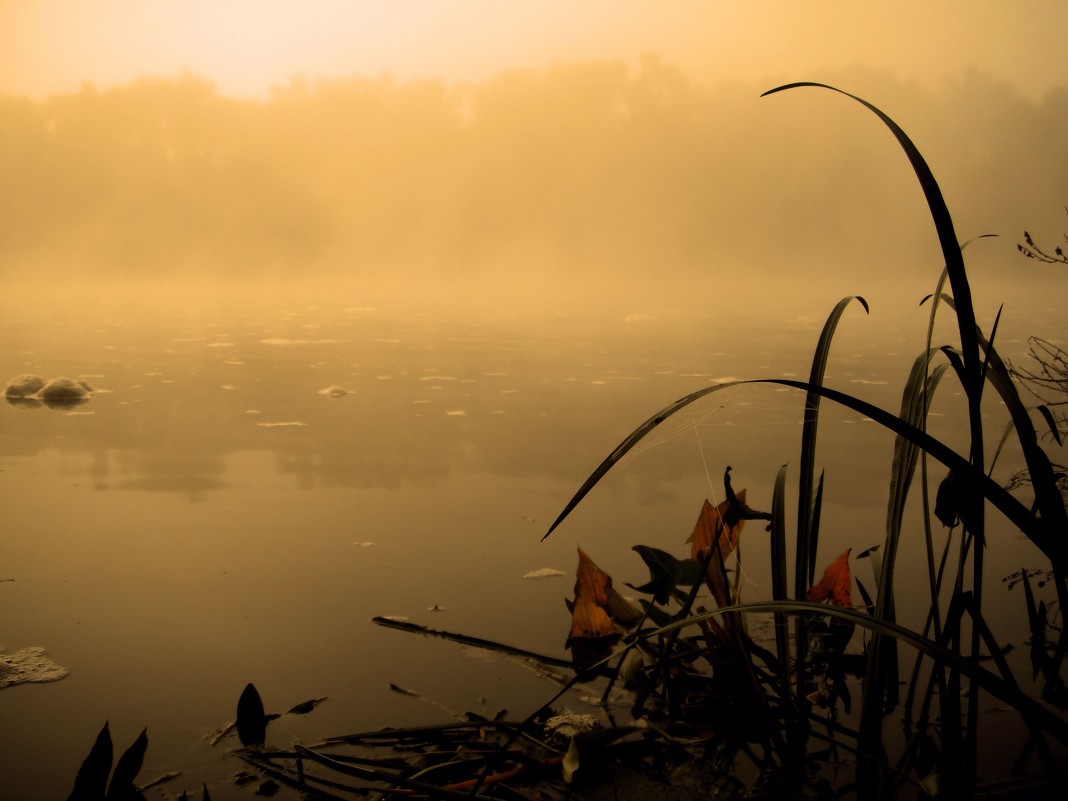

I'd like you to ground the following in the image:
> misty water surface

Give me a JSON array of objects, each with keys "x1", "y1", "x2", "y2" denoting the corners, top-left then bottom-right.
[{"x1": 0, "y1": 284, "x2": 1060, "y2": 797}]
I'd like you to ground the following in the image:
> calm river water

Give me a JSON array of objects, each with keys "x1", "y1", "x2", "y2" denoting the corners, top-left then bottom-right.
[{"x1": 0, "y1": 279, "x2": 1062, "y2": 797}]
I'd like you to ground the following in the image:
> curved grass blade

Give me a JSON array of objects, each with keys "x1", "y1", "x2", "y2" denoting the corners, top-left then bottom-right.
[
  {"x1": 544, "y1": 377, "x2": 1040, "y2": 553},
  {"x1": 761, "y1": 83, "x2": 981, "y2": 391}
]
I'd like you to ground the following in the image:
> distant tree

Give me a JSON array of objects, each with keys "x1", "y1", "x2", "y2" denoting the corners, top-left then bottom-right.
[{"x1": 1018, "y1": 206, "x2": 1068, "y2": 264}]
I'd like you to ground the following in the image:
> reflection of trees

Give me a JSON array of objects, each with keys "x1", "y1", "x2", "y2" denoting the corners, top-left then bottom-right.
[{"x1": 2, "y1": 65, "x2": 1066, "y2": 285}]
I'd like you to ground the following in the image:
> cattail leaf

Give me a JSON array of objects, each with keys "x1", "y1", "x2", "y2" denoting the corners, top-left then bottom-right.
[
  {"x1": 67, "y1": 722, "x2": 112, "y2": 801},
  {"x1": 105, "y1": 728, "x2": 148, "y2": 801}
]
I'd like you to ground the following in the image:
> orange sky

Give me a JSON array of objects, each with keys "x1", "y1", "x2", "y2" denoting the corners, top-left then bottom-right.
[{"x1": 2, "y1": 0, "x2": 1067, "y2": 99}]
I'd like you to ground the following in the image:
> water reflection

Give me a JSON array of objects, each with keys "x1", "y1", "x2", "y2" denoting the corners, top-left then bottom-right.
[{"x1": 0, "y1": 290, "x2": 1054, "y2": 799}]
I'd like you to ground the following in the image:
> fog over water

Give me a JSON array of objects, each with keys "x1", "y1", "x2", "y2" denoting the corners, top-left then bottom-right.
[{"x1": 2, "y1": 3, "x2": 1067, "y2": 798}]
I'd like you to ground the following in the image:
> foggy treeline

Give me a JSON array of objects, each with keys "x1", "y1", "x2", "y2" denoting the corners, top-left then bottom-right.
[{"x1": 2, "y1": 56, "x2": 1065, "y2": 290}]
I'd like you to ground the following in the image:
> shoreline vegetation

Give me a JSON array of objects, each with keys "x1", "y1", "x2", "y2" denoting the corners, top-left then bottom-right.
[{"x1": 55, "y1": 85, "x2": 1068, "y2": 800}]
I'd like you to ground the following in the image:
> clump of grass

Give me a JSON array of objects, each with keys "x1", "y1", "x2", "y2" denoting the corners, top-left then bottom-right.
[{"x1": 542, "y1": 83, "x2": 1068, "y2": 799}]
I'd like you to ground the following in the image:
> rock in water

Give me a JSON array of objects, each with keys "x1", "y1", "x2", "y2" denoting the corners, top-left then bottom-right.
[
  {"x1": 39, "y1": 377, "x2": 91, "y2": 401},
  {"x1": 38, "y1": 377, "x2": 92, "y2": 409},
  {"x1": 4, "y1": 374, "x2": 46, "y2": 398}
]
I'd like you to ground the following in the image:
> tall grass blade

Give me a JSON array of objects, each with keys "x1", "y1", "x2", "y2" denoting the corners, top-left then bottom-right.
[
  {"x1": 798, "y1": 296, "x2": 868, "y2": 592},
  {"x1": 769, "y1": 464, "x2": 792, "y2": 703}
]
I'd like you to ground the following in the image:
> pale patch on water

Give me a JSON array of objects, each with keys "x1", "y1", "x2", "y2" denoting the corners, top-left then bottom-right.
[
  {"x1": 260, "y1": 338, "x2": 344, "y2": 345},
  {"x1": 0, "y1": 646, "x2": 69, "y2": 688},
  {"x1": 257, "y1": 421, "x2": 307, "y2": 428},
  {"x1": 220, "y1": 385, "x2": 236, "y2": 390},
  {"x1": 445, "y1": 410, "x2": 467, "y2": 416},
  {"x1": 523, "y1": 568, "x2": 567, "y2": 579}
]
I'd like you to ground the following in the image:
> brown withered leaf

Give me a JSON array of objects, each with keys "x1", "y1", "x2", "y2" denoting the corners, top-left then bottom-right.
[
  {"x1": 807, "y1": 548, "x2": 853, "y2": 608},
  {"x1": 687, "y1": 497, "x2": 746, "y2": 609},
  {"x1": 568, "y1": 547, "x2": 621, "y2": 642}
]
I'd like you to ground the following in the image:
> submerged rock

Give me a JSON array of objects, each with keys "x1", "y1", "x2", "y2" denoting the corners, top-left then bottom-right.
[
  {"x1": 4, "y1": 374, "x2": 46, "y2": 398},
  {"x1": 0, "y1": 645, "x2": 70, "y2": 689}
]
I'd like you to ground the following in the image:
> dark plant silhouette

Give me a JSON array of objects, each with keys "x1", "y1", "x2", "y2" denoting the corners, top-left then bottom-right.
[{"x1": 1019, "y1": 208, "x2": 1068, "y2": 264}]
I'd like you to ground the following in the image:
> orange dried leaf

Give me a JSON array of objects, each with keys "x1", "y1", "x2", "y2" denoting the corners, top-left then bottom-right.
[
  {"x1": 687, "y1": 495, "x2": 746, "y2": 561},
  {"x1": 687, "y1": 497, "x2": 746, "y2": 609},
  {"x1": 807, "y1": 548, "x2": 853, "y2": 607},
  {"x1": 569, "y1": 548, "x2": 619, "y2": 641}
]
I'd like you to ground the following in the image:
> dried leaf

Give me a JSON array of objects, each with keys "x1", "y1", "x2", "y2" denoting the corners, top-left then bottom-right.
[
  {"x1": 687, "y1": 495, "x2": 747, "y2": 559},
  {"x1": 687, "y1": 498, "x2": 743, "y2": 608},
  {"x1": 562, "y1": 736, "x2": 580, "y2": 783},
  {"x1": 807, "y1": 548, "x2": 853, "y2": 607},
  {"x1": 568, "y1": 548, "x2": 619, "y2": 642}
]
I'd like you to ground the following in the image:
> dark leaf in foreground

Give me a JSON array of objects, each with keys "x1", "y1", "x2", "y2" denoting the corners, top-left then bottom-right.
[
  {"x1": 724, "y1": 466, "x2": 773, "y2": 528},
  {"x1": 630, "y1": 545, "x2": 702, "y2": 605},
  {"x1": 67, "y1": 721, "x2": 112, "y2": 801},
  {"x1": 236, "y1": 683, "x2": 267, "y2": 746},
  {"x1": 106, "y1": 728, "x2": 148, "y2": 801},
  {"x1": 934, "y1": 471, "x2": 959, "y2": 528},
  {"x1": 202, "y1": 784, "x2": 212, "y2": 801}
]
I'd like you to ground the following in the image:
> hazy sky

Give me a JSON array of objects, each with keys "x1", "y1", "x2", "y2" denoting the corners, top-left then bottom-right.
[{"x1": 2, "y1": 0, "x2": 1067, "y2": 100}]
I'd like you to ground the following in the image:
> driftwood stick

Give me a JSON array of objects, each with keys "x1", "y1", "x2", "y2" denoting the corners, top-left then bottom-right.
[{"x1": 371, "y1": 616, "x2": 573, "y2": 669}]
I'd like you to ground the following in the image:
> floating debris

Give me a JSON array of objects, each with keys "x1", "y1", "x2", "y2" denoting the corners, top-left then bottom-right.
[
  {"x1": 0, "y1": 645, "x2": 70, "y2": 688},
  {"x1": 318, "y1": 385, "x2": 348, "y2": 397},
  {"x1": 523, "y1": 568, "x2": 567, "y2": 580}
]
